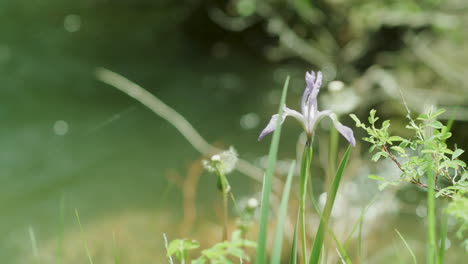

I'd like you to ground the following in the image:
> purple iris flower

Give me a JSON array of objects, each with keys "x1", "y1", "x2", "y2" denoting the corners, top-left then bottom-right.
[{"x1": 258, "y1": 70, "x2": 356, "y2": 146}]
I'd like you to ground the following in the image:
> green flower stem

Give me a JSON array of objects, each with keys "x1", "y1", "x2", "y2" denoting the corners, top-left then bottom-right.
[
  {"x1": 217, "y1": 171, "x2": 230, "y2": 241},
  {"x1": 300, "y1": 141, "x2": 314, "y2": 264},
  {"x1": 427, "y1": 162, "x2": 436, "y2": 264}
]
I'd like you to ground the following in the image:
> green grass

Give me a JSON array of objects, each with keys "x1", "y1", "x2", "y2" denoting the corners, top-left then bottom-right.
[
  {"x1": 28, "y1": 225, "x2": 40, "y2": 264},
  {"x1": 309, "y1": 145, "x2": 352, "y2": 264},
  {"x1": 255, "y1": 76, "x2": 290, "y2": 264},
  {"x1": 290, "y1": 216, "x2": 299, "y2": 264},
  {"x1": 113, "y1": 231, "x2": 120, "y2": 264},
  {"x1": 56, "y1": 195, "x2": 65, "y2": 264},
  {"x1": 271, "y1": 161, "x2": 296, "y2": 264},
  {"x1": 395, "y1": 229, "x2": 417, "y2": 264},
  {"x1": 75, "y1": 209, "x2": 94, "y2": 264}
]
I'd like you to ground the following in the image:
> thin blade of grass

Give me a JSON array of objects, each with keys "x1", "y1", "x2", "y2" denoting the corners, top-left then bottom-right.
[
  {"x1": 358, "y1": 212, "x2": 364, "y2": 262},
  {"x1": 393, "y1": 242, "x2": 405, "y2": 264},
  {"x1": 256, "y1": 76, "x2": 290, "y2": 264},
  {"x1": 28, "y1": 225, "x2": 40, "y2": 264},
  {"x1": 309, "y1": 145, "x2": 352, "y2": 264},
  {"x1": 395, "y1": 229, "x2": 417, "y2": 264},
  {"x1": 113, "y1": 232, "x2": 120, "y2": 264},
  {"x1": 306, "y1": 171, "x2": 352, "y2": 264},
  {"x1": 343, "y1": 196, "x2": 378, "y2": 249},
  {"x1": 327, "y1": 227, "x2": 352, "y2": 264},
  {"x1": 75, "y1": 209, "x2": 94, "y2": 264},
  {"x1": 163, "y1": 233, "x2": 174, "y2": 264},
  {"x1": 308, "y1": 181, "x2": 352, "y2": 264},
  {"x1": 437, "y1": 210, "x2": 448, "y2": 264},
  {"x1": 56, "y1": 195, "x2": 64, "y2": 264},
  {"x1": 271, "y1": 161, "x2": 296, "y2": 264},
  {"x1": 289, "y1": 215, "x2": 299, "y2": 264},
  {"x1": 445, "y1": 107, "x2": 457, "y2": 133}
]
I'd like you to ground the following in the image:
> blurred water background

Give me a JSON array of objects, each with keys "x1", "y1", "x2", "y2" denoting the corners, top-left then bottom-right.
[{"x1": 1, "y1": 1, "x2": 467, "y2": 263}]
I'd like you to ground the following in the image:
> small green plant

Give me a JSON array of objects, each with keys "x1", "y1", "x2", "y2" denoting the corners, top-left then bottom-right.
[
  {"x1": 166, "y1": 239, "x2": 200, "y2": 264},
  {"x1": 203, "y1": 146, "x2": 238, "y2": 241},
  {"x1": 350, "y1": 108, "x2": 467, "y2": 198},
  {"x1": 166, "y1": 146, "x2": 257, "y2": 264},
  {"x1": 351, "y1": 108, "x2": 468, "y2": 261},
  {"x1": 192, "y1": 230, "x2": 256, "y2": 264},
  {"x1": 166, "y1": 226, "x2": 256, "y2": 264}
]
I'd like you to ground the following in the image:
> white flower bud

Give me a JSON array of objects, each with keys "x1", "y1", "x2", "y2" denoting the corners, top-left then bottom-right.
[{"x1": 202, "y1": 146, "x2": 238, "y2": 175}]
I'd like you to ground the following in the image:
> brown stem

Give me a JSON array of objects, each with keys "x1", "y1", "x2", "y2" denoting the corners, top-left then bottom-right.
[{"x1": 381, "y1": 145, "x2": 452, "y2": 198}]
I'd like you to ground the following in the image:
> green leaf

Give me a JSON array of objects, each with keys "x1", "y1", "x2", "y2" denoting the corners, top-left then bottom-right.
[
  {"x1": 399, "y1": 141, "x2": 410, "y2": 148},
  {"x1": 391, "y1": 146, "x2": 406, "y2": 154},
  {"x1": 271, "y1": 161, "x2": 296, "y2": 264},
  {"x1": 417, "y1": 114, "x2": 429, "y2": 120},
  {"x1": 452, "y1": 160, "x2": 466, "y2": 167},
  {"x1": 371, "y1": 151, "x2": 388, "y2": 162},
  {"x1": 369, "y1": 109, "x2": 379, "y2": 124},
  {"x1": 389, "y1": 136, "x2": 404, "y2": 142},
  {"x1": 309, "y1": 145, "x2": 352, "y2": 264},
  {"x1": 430, "y1": 108, "x2": 446, "y2": 119},
  {"x1": 167, "y1": 239, "x2": 199, "y2": 258},
  {"x1": 350, "y1": 114, "x2": 362, "y2": 126},
  {"x1": 429, "y1": 121, "x2": 444, "y2": 129},
  {"x1": 256, "y1": 76, "x2": 290, "y2": 264},
  {"x1": 452, "y1": 149, "x2": 464, "y2": 160},
  {"x1": 368, "y1": 175, "x2": 385, "y2": 181}
]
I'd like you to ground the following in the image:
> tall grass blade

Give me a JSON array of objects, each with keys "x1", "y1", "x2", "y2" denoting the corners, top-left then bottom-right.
[
  {"x1": 271, "y1": 161, "x2": 296, "y2": 264},
  {"x1": 113, "y1": 232, "x2": 120, "y2": 264},
  {"x1": 28, "y1": 225, "x2": 40, "y2": 264},
  {"x1": 327, "y1": 228, "x2": 352, "y2": 264},
  {"x1": 75, "y1": 209, "x2": 94, "y2": 264},
  {"x1": 256, "y1": 76, "x2": 290, "y2": 264},
  {"x1": 164, "y1": 233, "x2": 174, "y2": 264},
  {"x1": 437, "y1": 210, "x2": 448, "y2": 264},
  {"x1": 308, "y1": 181, "x2": 352, "y2": 264},
  {"x1": 358, "y1": 215, "x2": 364, "y2": 263},
  {"x1": 445, "y1": 107, "x2": 457, "y2": 133},
  {"x1": 395, "y1": 229, "x2": 417, "y2": 264},
  {"x1": 289, "y1": 215, "x2": 299, "y2": 264},
  {"x1": 394, "y1": 242, "x2": 405, "y2": 264},
  {"x1": 343, "y1": 196, "x2": 378, "y2": 248},
  {"x1": 56, "y1": 195, "x2": 64, "y2": 264},
  {"x1": 309, "y1": 145, "x2": 352, "y2": 264}
]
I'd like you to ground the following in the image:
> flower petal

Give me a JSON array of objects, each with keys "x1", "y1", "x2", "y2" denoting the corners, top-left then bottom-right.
[
  {"x1": 258, "y1": 106, "x2": 304, "y2": 141},
  {"x1": 258, "y1": 114, "x2": 283, "y2": 141},
  {"x1": 302, "y1": 71, "x2": 316, "y2": 112},
  {"x1": 284, "y1": 106, "x2": 303, "y2": 122},
  {"x1": 319, "y1": 111, "x2": 356, "y2": 146}
]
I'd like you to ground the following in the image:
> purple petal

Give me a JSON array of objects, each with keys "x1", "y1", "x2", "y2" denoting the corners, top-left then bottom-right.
[
  {"x1": 302, "y1": 71, "x2": 316, "y2": 112},
  {"x1": 258, "y1": 114, "x2": 282, "y2": 141},
  {"x1": 258, "y1": 105, "x2": 303, "y2": 141},
  {"x1": 302, "y1": 71, "x2": 323, "y2": 115},
  {"x1": 320, "y1": 111, "x2": 356, "y2": 146}
]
